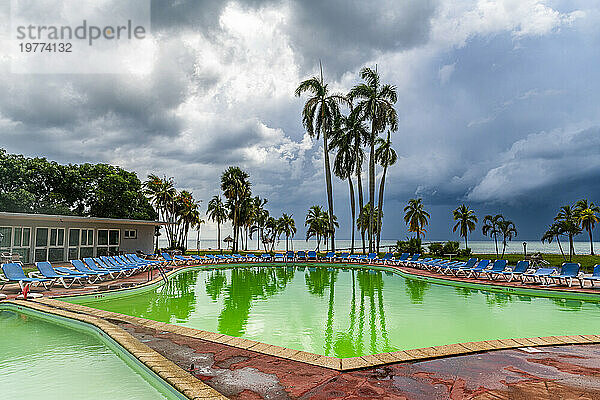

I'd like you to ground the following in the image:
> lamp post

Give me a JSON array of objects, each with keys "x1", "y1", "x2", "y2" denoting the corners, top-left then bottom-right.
[{"x1": 523, "y1": 241, "x2": 527, "y2": 258}]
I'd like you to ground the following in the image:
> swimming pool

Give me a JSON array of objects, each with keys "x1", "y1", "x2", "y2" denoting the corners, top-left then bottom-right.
[
  {"x1": 67, "y1": 264, "x2": 600, "y2": 358},
  {"x1": 0, "y1": 304, "x2": 185, "y2": 400}
]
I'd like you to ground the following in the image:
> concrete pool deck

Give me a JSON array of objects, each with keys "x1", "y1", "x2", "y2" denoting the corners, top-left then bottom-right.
[{"x1": 3, "y1": 260, "x2": 600, "y2": 398}]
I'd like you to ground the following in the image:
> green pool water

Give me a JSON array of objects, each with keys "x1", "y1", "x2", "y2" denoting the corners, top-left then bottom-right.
[
  {"x1": 0, "y1": 305, "x2": 183, "y2": 400},
  {"x1": 68, "y1": 265, "x2": 600, "y2": 358}
]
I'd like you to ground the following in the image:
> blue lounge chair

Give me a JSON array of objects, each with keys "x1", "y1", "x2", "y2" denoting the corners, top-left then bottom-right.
[
  {"x1": 482, "y1": 260, "x2": 508, "y2": 280},
  {"x1": 71, "y1": 260, "x2": 112, "y2": 280},
  {"x1": 190, "y1": 255, "x2": 207, "y2": 263},
  {"x1": 34, "y1": 261, "x2": 88, "y2": 288},
  {"x1": 245, "y1": 253, "x2": 257, "y2": 262},
  {"x1": 98, "y1": 257, "x2": 137, "y2": 274},
  {"x1": 307, "y1": 251, "x2": 317, "y2": 261},
  {"x1": 84, "y1": 258, "x2": 125, "y2": 278},
  {"x1": 173, "y1": 255, "x2": 193, "y2": 265},
  {"x1": 274, "y1": 253, "x2": 285, "y2": 262},
  {"x1": 233, "y1": 254, "x2": 246, "y2": 262},
  {"x1": 367, "y1": 253, "x2": 377, "y2": 263},
  {"x1": 113, "y1": 256, "x2": 146, "y2": 271},
  {"x1": 261, "y1": 253, "x2": 272, "y2": 262},
  {"x1": 336, "y1": 252, "x2": 350, "y2": 262},
  {"x1": 377, "y1": 253, "x2": 394, "y2": 264},
  {"x1": 393, "y1": 253, "x2": 409, "y2": 265},
  {"x1": 285, "y1": 251, "x2": 295, "y2": 261},
  {"x1": 523, "y1": 267, "x2": 556, "y2": 285},
  {"x1": 1, "y1": 263, "x2": 53, "y2": 291},
  {"x1": 442, "y1": 258, "x2": 478, "y2": 275},
  {"x1": 324, "y1": 252, "x2": 335, "y2": 262},
  {"x1": 405, "y1": 254, "x2": 421, "y2": 267},
  {"x1": 127, "y1": 254, "x2": 162, "y2": 268},
  {"x1": 456, "y1": 259, "x2": 490, "y2": 278},
  {"x1": 348, "y1": 254, "x2": 360, "y2": 262},
  {"x1": 413, "y1": 258, "x2": 436, "y2": 270},
  {"x1": 499, "y1": 260, "x2": 530, "y2": 282},
  {"x1": 549, "y1": 263, "x2": 581, "y2": 287},
  {"x1": 161, "y1": 252, "x2": 177, "y2": 266},
  {"x1": 297, "y1": 251, "x2": 307, "y2": 261},
  {"x1": 582, "y1": 265, "x2": 600, "y2": 288}
]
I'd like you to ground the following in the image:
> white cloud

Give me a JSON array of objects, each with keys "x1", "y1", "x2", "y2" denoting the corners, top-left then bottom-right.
[{"x1": 438, "y1": 62, "x2": 456, "y2": 84}]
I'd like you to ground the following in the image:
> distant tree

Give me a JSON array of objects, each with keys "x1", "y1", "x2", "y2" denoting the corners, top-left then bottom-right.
[
  {"x1": 221, "y1": 166, "x2": 251, "y2": 252},
  {"x1": 207, "y1": 195, "x2": 228, "y2": 251},
  {"x1": 277, "y1": 213, "x2": 297, "y2": 253},
  {"x1": 574, "y1": 199, "x2": 599, "y2": 255},
  {"x1": 541, "y1": 222, "x2": 566, "y2": 261},
  {"x1": 403, "y1": 198, "x2": 430, "y2": 240},
  {"x1": 554, "y1": 205, "x2": 582, "y2": 261},
  {"x1": 452, "y1": 204, "x2": 478, "y2": 250},
  {"x1": 482, "y1": 214, "x2": 504, "y2": 258},
  {"x1": 498, "y1": 219, "x2": 517, "y2": 259}
]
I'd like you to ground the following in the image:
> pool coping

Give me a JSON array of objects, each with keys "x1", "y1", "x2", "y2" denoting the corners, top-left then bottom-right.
[
  {"x1": 1, "y1": 299, "x2": 228, "y2": 400},
  {"x1": 20, "y1": 261, "x2": 600, "y2": 372}
]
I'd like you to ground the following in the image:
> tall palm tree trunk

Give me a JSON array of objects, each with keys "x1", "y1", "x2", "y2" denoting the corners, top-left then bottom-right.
[
  {"x1": 323, "y1": 132, "x2": 336, "y2": 252},
  {"x1": 464, "y1": 233, "x2": 468, "y2": 250},
  {"x1": 569, "y1": 234, "x2": 574, "y2": 261},
  {"x1": 376, "y1": 163, "x2": 388, "y2": 253},
  {"x1": 589, "y1": 228, "x2": 595, "y2": 255},
  {"x1": 368, "y1": 134, "x2": 375, "y2": 253},
  {"x1": 217, "y1": 222, "x2": 221, "y2": 250},
  {"x1": 357, "y1": 164, "x2": 365, "y2": 254},
  {"x1": 348, "y1": 176, "x2": 356, "y2": 254}
]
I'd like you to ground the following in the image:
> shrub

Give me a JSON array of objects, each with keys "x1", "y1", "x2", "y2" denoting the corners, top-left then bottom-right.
[
  {"x1": 443, "y1": 241, "x2": 460, "y2": 255},
  {"x1": 460, "y1": 247, "x2": 472, "y2": 257},
  {"x1": 428, "y1": 242, "x2": 444, "y2": 256},
  {"x1": 396, "y1": 238, "x2": 422, "y2": 254}
]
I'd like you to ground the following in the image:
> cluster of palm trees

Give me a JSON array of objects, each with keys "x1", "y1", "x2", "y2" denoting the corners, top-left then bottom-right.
[
  {"x1": 143, "y1": 174, "x2": 203, "y2": 251},
  {"x1": 206, "y1": 166, "x2": 297, "y2": 253},
  {"x1": 542, "y1": 200, "x2": 599, "y2": 260},
  {"x1": 296, "y1": 64, "x2": 398, "y2": 254},
  {"x1": 451, "y1": 204, "x2": 517, "y2": 259},
  {"x1": 305, "y1": 205, "x2": 338, "y2": 251}
]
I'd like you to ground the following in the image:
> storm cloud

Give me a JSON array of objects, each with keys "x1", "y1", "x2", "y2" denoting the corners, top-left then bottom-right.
[{"x1": 1, "y1": 0, "x2": 598, "y2": 241}]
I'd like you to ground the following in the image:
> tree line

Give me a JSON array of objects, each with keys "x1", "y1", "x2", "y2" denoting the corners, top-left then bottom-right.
[{"x1": 0, "y1": 148, "x2": 156, "y2": 220}]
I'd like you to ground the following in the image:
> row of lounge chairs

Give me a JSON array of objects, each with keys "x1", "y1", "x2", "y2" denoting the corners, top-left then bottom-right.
[
  {"x1": 164, "y1": 251, "x2": 401, "y2": 265},
  {"x1": 0, "y1": 254, "x2": 162, "y2": 291},
  {"x1": 398, "y1": 255, "x2": 600, "y2": 288}
]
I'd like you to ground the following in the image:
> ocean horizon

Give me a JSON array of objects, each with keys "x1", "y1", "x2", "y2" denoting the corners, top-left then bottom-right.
[{"x1": 159, "y1": 238, "x2": 600, "y2": 255}]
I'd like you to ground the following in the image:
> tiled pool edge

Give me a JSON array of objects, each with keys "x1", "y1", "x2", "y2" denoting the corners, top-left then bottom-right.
[
  {"x1": 25, "y1": 296, "x2": 600, "y2": 372},
  {"x1": 1, "y1": 299, "x2": 228, "y2": 400}
]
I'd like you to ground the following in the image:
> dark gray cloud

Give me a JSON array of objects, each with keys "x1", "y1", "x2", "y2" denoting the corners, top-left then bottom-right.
[{"x1": 1, "y1": 0, "x2": 598, "y2": 242}]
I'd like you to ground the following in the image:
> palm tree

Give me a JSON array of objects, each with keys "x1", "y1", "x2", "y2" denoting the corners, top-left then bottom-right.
[
  {"x1": 349, "y1": 66, "x2": 398, "y2": 252},
  {"x1": 498, "y1": 219, "x2": 517, "y2": 258},
  {"x1": 305, "y1": 205, "x2": 325, "y2": 251},
  {"x1": 207, "y1": 195, "x2": 228, "y2": 251},
  {"x1": 330, "y1": 112, "x2": 364, "y2": 254},
  {"x1": 295, "y1": 62, "x2": 345, "y2": 252},
  {"x1": 358, "y1": 204, "x2": 381, "y2": 243},
  {"x1": 482, "y1": 214, "x2": 504, "y2": 258},
  {"x1": 541, "y1": 222, "x2": 566, "y2": 261},
  {"x1": 452, "y1": 204, "x2": 478, "y2": 250},
  {"x1": 277, "y1": 213, "x2": 296, "y2": 253},
  {"x1": 374, "y1": 131, "x2": 397, "y2": 252},
  {"x1": 575, "y1": 199, "x2": 599, "y2": 255},
  {"x1": 143, "y1": 174, "x2": 176, "y2": 247},
  {"x1": 403, "y1": 198, "x2": 430, "y2": 240},
  {"x1": 554, "y1": 205, "x2": 582, "y2": 260},
  {"x1": 249, "y1": 197, "x2": 268, "y2": 251},
  {"x1": 221, "y1": 166, "x2": 251, "y2": 252}
]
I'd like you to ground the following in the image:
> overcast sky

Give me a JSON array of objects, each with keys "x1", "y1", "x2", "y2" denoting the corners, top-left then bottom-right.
[{"x1": 1, "y1": 0, "x2": 600, "y2": 242}]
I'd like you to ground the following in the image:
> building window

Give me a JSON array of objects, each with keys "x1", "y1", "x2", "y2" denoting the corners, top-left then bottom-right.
[
  {"x1": 97, "y1": 229, "x2": 120, "y2": 255},
  {"x1": 124, "y1": 229, "x2": 137, "y2": 239},
  {"x1": 35, "y1": 227, "x2": 65, "y2": 262},
  {"x1": 0, "y1": 226, "x2": 31, "y2": 264}
]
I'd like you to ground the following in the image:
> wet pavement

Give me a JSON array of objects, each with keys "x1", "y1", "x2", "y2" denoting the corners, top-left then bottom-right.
[{"x1": 118, "y1": 320, "x2": 600, "y2": 399}]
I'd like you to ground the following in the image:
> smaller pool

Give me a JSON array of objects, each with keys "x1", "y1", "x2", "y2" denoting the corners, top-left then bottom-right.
[{"x1": 0, "y1": 304, "x2": 185, "y2": 400}]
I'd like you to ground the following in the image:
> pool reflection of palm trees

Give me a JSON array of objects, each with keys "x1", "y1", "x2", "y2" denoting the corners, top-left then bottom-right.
[
  {"x1": 306, "y1": 268, "x2": 395, "y2": 357},
  {"x1": 146, "y1": 271, "x2": 199, "y2": 322},
  {"x1": 205, "y1": 267, "x2": 296, "y2": 337}
]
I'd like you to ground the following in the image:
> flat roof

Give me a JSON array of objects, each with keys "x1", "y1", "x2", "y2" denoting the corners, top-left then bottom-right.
[{"x1": 0, "y1": 212, "x2": 168, "y2": 226}]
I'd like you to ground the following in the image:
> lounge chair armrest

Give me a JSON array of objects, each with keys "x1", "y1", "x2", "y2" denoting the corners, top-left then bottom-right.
[{"x1": 28, "y1": 272, "x2": 43, "y2": 279}]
